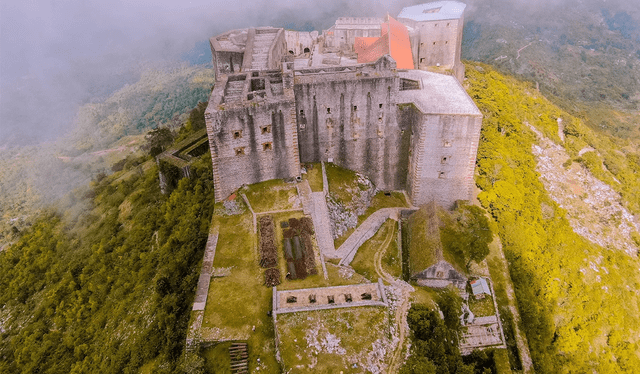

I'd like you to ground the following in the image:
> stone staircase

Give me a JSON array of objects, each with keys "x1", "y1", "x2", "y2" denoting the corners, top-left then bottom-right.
[
  {"x1": 250, "y1": 31, "x2": 278, "y2": 70},
  {"x1": 229, "y1": 342, "x2": 249, "y2": 374},
  {"x1": 224, "y1": 80, "x2": 245, "y2": 102}
]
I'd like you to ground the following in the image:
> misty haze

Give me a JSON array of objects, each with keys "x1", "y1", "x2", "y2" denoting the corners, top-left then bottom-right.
[{"x1": 1, "y1": 0, "x2": 639, "y2": 373}]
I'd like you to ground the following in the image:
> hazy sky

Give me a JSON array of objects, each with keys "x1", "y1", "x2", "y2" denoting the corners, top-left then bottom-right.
[
  {"x1": 0, "y1": 0, "x2": 411, "y2": 146},
  {"x1": 1, "y1": 0, "x2": 637, "y2": 146}
]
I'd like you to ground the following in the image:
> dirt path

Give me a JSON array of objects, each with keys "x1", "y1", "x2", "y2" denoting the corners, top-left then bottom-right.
[
  {"x1": 492, "y1": 237, "x2": 534, "y2": 373},
  {"x1": 373, "y1": 221, "x2": 412, "y2": 374}
]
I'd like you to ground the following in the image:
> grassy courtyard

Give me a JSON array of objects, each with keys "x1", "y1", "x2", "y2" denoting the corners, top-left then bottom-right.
[
  {"x1": 276, "y1": 306, "x2": 392, "y2": 373},
  {"x1": 199, "y1": 204, "x2": 279, "y2": 372},
  {"x1": 244, "y1": 179, "x2": 300, "y2": 213}
]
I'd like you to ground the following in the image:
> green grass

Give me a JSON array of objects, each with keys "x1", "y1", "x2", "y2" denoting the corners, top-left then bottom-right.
[
  {"x1": 351, "y1": 220, "x2": 399, "y2": 282},
  {"x1": 409, "y1": 286, "x2": 438, "y2": 308},
  {"x1": 382, "y1": 228, "x2": 402, "y2": 279},
  {"x1": 202, "y1": 342, "x2": 233, "y2": 374},
  {"x1": 406, "y1": 208, "x2": 439, "y2": 276},
  {"x1": 276, "y1": 306, "x2": 391, "y2": 373},
  {"x1": 304, "y1": 162, "x2": 324, "y2": 192},
  {"x1": 485, "y1": 237, "x2": 524, "y2": 371},
  {"x1": 325, "y1": 162, "x2": 360, "y2": 204},
  {"x1": 244, "y1": 179, "x2": 299, "y2": 213},
  {"x1": 468, "y1": 295, "x2": 496, "y2": 317},
  {"x1": 493, "y1": 348, "x2": 513, "y2": 374},
  {"x1": 200, "y1": 211, "x2": 279, "y2": 372}
]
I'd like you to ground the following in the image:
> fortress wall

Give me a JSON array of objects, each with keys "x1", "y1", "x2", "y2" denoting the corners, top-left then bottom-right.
[
  {"x1": 268, "y1": 29, "x2": 287, "y2": 70},
  {"x1": 284, "y1": 31, "x2": 317, "y2": 56},
  {"x1": 414, "y1": 19, "x2": 461, "y2": 69},
  {"x1": 210, "y1": 47, "x2": 244, "y2": 77},
  {"x1": 410, "y1": 113, "x2": 482, "y2": 208},
  {"x1": 293, "y1": 72, "x2": 409, "y2": 191},
  {"x1": 323, "y1": 18, "x2": 383, "y2": 52},
  {"x1": 208, "y1": 99, "x2": 298, "y2": 201},
  {"x1": 398, "y1": 104, "x2": 423, "y2": 201}
]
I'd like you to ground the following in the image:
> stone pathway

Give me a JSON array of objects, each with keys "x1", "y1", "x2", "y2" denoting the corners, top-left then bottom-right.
[
  {"x1": 311, "y1": 191, "x2": 336, "y2": 256},
  {"x1": 193, "y1": 228, "x2": 219, "y2": 311},
  {"x1": 337, "y1": 208, "x2": 410, "y2": 265},
  {"x1": 299, "y1": 179, "x2": 336, "y2": 259}
]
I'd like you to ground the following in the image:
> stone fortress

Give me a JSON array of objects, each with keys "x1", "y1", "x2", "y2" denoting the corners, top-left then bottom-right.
[{"x1": 204, "y1": 1, "x2": 482, "y2": 209}]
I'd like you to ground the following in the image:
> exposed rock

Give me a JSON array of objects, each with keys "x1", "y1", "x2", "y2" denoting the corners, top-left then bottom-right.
[
  {"x1": 528, "y1": 124, "x2": 640, "y2": 255},
  {"x1": 221, "y1": 199, "x2": 244, "y2": 215},
  {"x1": 326, "y1": 172, "x2": 377, "y2": 238}
]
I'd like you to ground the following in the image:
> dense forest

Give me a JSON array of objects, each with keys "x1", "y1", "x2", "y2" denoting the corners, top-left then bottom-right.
[{"x1": 0, "y1": 112, "x2": 214, "y2": 372}]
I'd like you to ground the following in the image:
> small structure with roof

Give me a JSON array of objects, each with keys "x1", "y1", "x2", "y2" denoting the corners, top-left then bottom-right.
[{"x1": 470, "y1": 277, "x2": 491, "y2": 299}]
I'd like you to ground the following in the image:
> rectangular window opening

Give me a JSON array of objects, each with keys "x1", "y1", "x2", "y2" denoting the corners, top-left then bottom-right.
[
  {"x1": 379, "y1": 103, "x2": 383, "y2": 109},
  {"x1": 327, "y1": 107, "x2": 331, "y2": 114}
]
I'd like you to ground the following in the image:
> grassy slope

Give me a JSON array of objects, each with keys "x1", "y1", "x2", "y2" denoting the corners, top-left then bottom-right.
[
  {"x1": 200, "y1": 207, "x2": 280, "y2": 372},
  {"x1": 351, "y1": 219, "x2": 401, "y2": 281},
  {"x1": 466, "y1": 62, "x2": 640, "y2": 373}
]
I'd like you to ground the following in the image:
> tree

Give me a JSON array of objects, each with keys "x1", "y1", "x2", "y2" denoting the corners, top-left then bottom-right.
[
  {"x1": 144, "y1": 127, "x2": 174, "y2": 157},
  {"x1": 441, "y1": 202, "x2": 493, "y2": 270}
]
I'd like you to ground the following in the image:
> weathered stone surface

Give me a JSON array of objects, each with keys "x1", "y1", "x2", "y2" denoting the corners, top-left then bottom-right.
[{"x1": 205, "y1": 4, "x2": 482, "y2": 209}]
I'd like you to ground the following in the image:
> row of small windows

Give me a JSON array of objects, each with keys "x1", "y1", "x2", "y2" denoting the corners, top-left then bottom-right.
[
  {"x1": 285, "y1": 292, "x2": 372, "y2": 304},
  {"x1": 420, "y1": 41, "x2": 449, "y2": 46},
  {"x1": 301, "y1": 103, "x2": 385, "y2": 116},
  {"x1": 232, "y1": 126, "x2": 271, "y2": 139},
  {"x1": 234, "y1": 142, "x2": 272, "y2": 155}
]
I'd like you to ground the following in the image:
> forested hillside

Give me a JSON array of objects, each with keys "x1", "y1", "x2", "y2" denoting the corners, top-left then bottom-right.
[
  {"x1": 0, "y1": 65, "x2": 213, "y2": 249},
  {"x1": 463, "y1": 0, "x2": 640, "y2": 140},
  {"x1": 0, "y1": 142, "x2": 214, "y2": 373},
  {"x1": 466, "y1": 62, "x2": 640, "y2": 372}
]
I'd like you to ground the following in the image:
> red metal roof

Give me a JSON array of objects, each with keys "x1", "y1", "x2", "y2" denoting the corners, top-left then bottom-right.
[{"x1": 355, "y1": 15, "x2": 414, "y2": 69}]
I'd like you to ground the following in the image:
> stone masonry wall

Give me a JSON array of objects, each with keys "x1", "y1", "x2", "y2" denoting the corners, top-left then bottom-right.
[
  {"x1": 409, "y1": 113, "x2": 482, "y2": 209},
  {"x1": 414, "y1": 18, "x2": 462, "y2": 70},
  {"x1": 293, "y1": 58, "x2": 410, "y2": 191}
]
